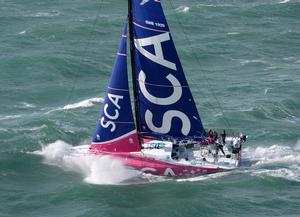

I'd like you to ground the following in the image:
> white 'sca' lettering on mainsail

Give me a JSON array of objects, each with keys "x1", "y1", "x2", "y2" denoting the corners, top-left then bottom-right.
[
  {"x1": 135, "y1": 32, "x2": 191, "y2": 135},
  {"x1": 139, "y1": 70, "x2": 182, "y2": 105},
  {"x1": 100, "y1": 93, "x2": 123, "y2": 132},
  {"x1": 134, "y1": 32, "x2": 177, "y2": 70},
  {"x1": 145, "y1": 110, "x2": 191, "y2": 135}
]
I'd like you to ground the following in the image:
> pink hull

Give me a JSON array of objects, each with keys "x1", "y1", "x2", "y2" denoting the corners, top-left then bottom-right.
[{"x1": 89, "y1": 150, "x2": 226, "y2": 177}]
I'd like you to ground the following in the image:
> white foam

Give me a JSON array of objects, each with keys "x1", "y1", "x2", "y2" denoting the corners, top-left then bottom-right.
[
  {"x1": 240, "y1": 59, "x2": 266, "y2": 65},
  {"x1": 226, "y1": 32, "x2": 240, "y2": 35},
  {"x1": 33, "y1": 140, "x2": 140, "y2": 185},
  {"x1": 22, "y1": 102, "x2": 36, "y2": 108},
  {"x1": 243, "y1": 145, "x2": 300, "y2": 165},
  {"x1": 175, "y1": 6, "x2": 190, "y2": 13},
  {"x1": 279, "y1": 0, "x2": 290, "y2": 4},
  {"x1": 243, "y1": 143, "x2": 300, "y2": 182},
  {"x1": 177, "y1": 172, "x2": 228, "y2": 182},
  {"x1": 240, "y1": 107, "x2": 254, "y2": 112},
  {"x1": 18, "y1": 30, "x2": 26, "y2": 35},
  {"x1": 45, "y1": 97, "x2": 104, "y2": 114},
  {"x1": 0, "y1": 115, "x2": 22, "y2": 121},
  {"x1": 63, "y1": 97, "x2": 104, "y2": 110},
  {"x1": 15, "y1": 102, "x2": 36, "y2": 108},
  {"x1": 34, "y1": 11, "x2": 60, "y2": 17},
  {"x1": 252, "y1": 165, "x2": 300, "y2": 182}
]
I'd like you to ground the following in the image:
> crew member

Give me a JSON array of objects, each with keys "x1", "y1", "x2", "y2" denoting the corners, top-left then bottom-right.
[
  {"x1": 207, "y1": 129, "x2": 214, "y2": 144},
  {"x1": 221, "y1": 130, "x2": 226, "y2": 145}
]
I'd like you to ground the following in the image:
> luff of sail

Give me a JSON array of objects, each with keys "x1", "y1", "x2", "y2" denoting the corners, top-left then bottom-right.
[
  {"x1": 91, "y1": 25, "x2": 140, "y2": 153},
  {"x1": 131, "y1": 0, "x2": 206, "y2": 140}
]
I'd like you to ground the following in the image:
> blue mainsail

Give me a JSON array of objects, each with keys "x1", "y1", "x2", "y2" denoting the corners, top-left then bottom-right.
[
  {"x1": 131, "y1": 0, "x2": 206, "y2": 139},
  {"x1": 92, "y1": 25, "x2": 139, "y2": 150}
]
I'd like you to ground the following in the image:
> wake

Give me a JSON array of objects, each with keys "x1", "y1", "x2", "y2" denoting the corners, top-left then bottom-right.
[{"x1": 241, "y1": 141, "x2": 300, "y2": 182}]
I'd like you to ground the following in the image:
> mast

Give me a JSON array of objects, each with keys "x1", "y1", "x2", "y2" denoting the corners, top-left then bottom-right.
[{"x1": 128, "y1": 0, "x2": 142, "y2": 143}]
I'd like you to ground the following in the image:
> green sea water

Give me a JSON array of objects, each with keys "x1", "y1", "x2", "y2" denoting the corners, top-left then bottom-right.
[{"x1": 1, "y1": 0, "x2": 300, "y2": 216}]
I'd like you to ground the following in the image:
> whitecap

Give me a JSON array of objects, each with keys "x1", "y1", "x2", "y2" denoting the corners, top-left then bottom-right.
[
  {"x1": 45, "y1": 97, "x2": 104, "y2": 114},
  {"x1": 240, "y1": 59, "x2": 266, "y2": 65},
  {"x1": 240, "y1": 107, "x2": 254, "y2": 112},
  {"x1": 0, "y1": 115, "x2": 22, "y2": 121},
  {"x1": 23, "y1": 102, "x2": 36, "y2": 108},
  {"x1": 18, "y1": 30, "x2": 26, "y2": 35},
  {"x1": 279, "y1": 0, "x2": 290, "y2": 4},
  {"x1": 175, "y1": 6, "x2": 190, "y2": 13},
  {"x1": 226, "y1": 32, "x2": 240, "y2": 35},
  {"x1": 62, "y1": 97, "x2": 104, "y2": 110},
  {"x1": 34, "y1": 10, "x2": 60, "y2": 17},
  {"x1": 13, "y1": 102, "x2": 36, "y2": 110}
]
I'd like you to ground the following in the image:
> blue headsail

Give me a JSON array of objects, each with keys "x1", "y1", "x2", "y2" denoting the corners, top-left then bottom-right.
[
  {"x1": 92, "y1": 25, "x2": 140, "y2": 152},
  {"x1": 131, "y1": 0, "x2": 206, "y2": 139}
]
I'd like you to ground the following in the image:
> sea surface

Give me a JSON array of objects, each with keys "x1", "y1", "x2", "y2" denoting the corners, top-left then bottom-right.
[{"x1": 1, "y1": 0, "x2": 300, "y2": 216}]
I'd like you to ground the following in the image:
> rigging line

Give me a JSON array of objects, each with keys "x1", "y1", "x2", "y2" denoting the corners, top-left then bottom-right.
[
  {"x1": 166, "y1": 0, "x2": 232, "y2": 130},
  {"x1": 64, "y1": 0, "x2": 104, "y2": 114}
]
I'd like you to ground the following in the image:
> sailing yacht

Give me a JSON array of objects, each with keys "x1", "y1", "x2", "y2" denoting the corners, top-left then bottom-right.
[{"x1": 79, "y1": 0, "x2": 246, "y2": 177}]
